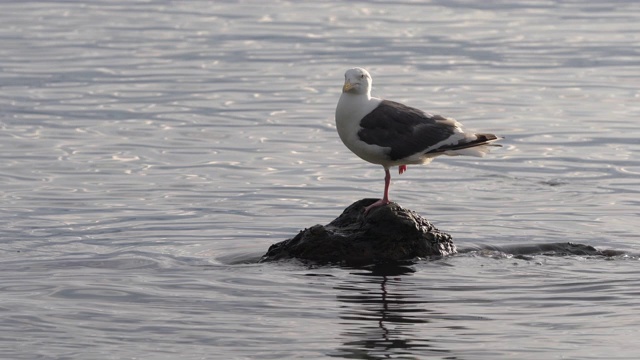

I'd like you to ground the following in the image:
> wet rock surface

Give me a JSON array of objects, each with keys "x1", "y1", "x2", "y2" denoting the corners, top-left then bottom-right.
[
  {"x1": 260, "y1": 199, "x2": 456, "y2": 265},
  {"x1": 460, "y1": 242, "x2": 626, "y2": 260}
]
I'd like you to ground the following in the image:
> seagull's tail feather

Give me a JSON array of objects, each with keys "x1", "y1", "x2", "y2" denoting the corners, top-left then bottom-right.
[{"x1": 439, "y1": 133, "x2": 503, "y2": 157}]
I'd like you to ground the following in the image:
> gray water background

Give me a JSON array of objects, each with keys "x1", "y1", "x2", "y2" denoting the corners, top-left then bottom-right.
[{"x1": 1, "y1": 1, "x2": 639, "y2": 359}]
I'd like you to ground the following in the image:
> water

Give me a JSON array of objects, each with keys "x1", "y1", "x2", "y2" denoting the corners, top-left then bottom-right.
[{"x1": 1, "y1": 0, "x2": 639, "y2": 358}]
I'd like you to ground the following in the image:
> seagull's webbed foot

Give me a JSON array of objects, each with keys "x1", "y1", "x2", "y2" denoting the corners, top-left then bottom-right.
[
  {"x1": 399, "y1": 165, "x2": 407, "y2": 174},
  {"x1": 364, "y1": 198, "x2": 390, "y2": 215}
]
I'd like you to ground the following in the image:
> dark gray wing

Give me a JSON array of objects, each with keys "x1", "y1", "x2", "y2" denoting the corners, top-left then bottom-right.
[{"x1": 357, "y1": 100, "x2": 458, "y2": 161}]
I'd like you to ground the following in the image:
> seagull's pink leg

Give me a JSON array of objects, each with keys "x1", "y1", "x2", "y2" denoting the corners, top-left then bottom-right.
[
  {"x1": 364, "y1": 168, "x2": 391, "y2": 214},
  {"x1": 399, "y1": 165, "x2": 407, "y2": 174}
]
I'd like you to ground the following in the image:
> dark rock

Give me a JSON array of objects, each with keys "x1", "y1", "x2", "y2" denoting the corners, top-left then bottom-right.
[
  {"x1": 462, "y1": 242, "x2": 626, "y2": 258},
  {"x1": 259, "y1": 199, "x2": 456, "y2": 265}
]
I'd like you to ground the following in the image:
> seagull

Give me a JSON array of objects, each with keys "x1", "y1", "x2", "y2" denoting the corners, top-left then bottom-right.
[{"x1": 335, "y1": 67, "x2": 501, "y2": 214}]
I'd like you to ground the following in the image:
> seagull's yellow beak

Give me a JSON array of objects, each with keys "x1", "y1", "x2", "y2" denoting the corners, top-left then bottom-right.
[{"x1": 342, "y1": 80, "x2": 354, "y2": 93}]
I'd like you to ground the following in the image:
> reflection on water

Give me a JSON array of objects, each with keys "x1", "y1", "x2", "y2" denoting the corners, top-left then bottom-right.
[
  {"x1": 329, "y1": 255, "x2": 640, "y2": 359},
  {"x1": 334, "y1": 265, "x2": 444, "y2": 359}
]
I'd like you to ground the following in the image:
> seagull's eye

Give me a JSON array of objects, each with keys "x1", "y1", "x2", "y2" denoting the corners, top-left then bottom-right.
[{"x1": 360, "y1": 74, "x2": 365, "y2": 79}]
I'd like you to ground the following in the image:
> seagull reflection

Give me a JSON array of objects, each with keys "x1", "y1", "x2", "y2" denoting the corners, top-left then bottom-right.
[{"x1": 330, "y1": 263, "x2": 455, "y2": 359}]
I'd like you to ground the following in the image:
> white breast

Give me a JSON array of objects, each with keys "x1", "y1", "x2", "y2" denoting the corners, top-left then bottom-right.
[{"x1": 335, "y1": 94, "x2": 392, "y2": 166}]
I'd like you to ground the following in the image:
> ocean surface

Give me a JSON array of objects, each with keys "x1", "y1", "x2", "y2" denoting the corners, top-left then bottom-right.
[{"x1": 1, "y1": 1, "x2": 639, "y2": 359}]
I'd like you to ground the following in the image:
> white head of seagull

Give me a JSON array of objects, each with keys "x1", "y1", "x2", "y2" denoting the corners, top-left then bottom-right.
[
  {"x1": 342, "y1": 67, "x2": 372, "y2": 97},
  {"x1": 335, "y1": 67, "x2": 501, "y2": 214}
]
